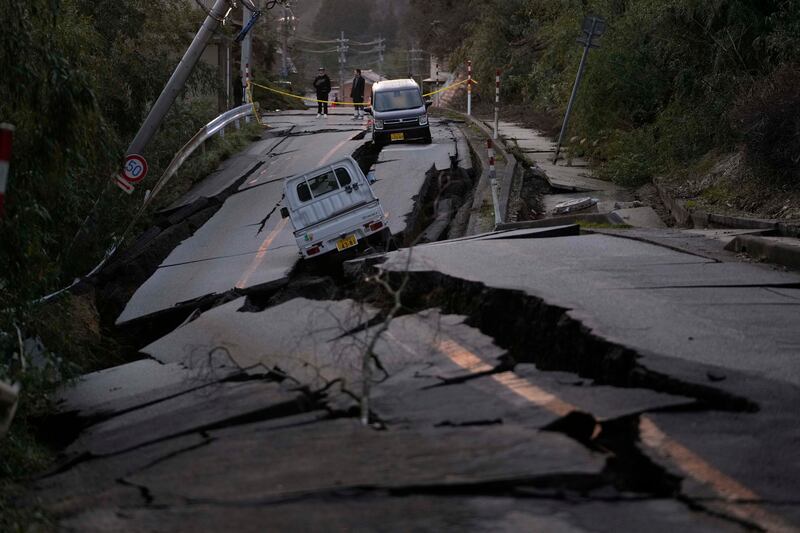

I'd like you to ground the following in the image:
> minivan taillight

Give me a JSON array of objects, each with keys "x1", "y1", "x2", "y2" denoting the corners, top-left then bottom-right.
[{"x1": 306, "y1": 245, "x2": 321, "y2": 256}]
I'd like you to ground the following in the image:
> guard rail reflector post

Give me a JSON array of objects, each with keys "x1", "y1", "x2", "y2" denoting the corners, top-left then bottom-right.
[
  {"x1": 467, "y1": 59, "x2": 473, "y2": 116},
  {"x1": 494, "y1": 69, "x2": 500, "y2": 140},
  {"x1": 0, "y1": 123, "x2": 15, "y2": 218}
]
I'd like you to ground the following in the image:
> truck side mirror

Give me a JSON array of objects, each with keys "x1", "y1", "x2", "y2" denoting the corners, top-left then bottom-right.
[
  {"x1": 425, "y1": 100, "x2": 433, "y2": 109},
  {"x1": 280, "y1": 207, "x2": 289, "y2": 219},
  {"x1": 364, "y1": 106, "x2": 373, "y2": 115}
]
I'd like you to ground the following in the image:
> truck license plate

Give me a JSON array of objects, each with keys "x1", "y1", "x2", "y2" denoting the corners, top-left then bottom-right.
[
  {"x1": 336, "y1": 234, "x2": 358, "y2": 251},
  {"x1": 390, "y1": 132, "x2": 404, "y2": 141}
]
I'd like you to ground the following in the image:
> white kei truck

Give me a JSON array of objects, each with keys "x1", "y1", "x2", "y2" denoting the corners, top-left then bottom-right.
[{"x1": 280, "y1": 156, "x2": 390, "y2": 259}]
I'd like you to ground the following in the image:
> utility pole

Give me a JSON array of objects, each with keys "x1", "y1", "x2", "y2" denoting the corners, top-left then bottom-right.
[
  {"x1": 337, "y1": 30, "x2": 349, "y2": 101},
  {"x1": 377, "y1": 34, "x2": 385, "y2": 77},
  {"x1": 409, "y1": 42, "x2": 423, "y2": 84},
  {"x1": 217, "y1": 39, "x2": 226, "y2": 115},
  {"x1": 435, "y1": 62, "x2": 440, "y2": 106},
  {"x1": 281, "y1": 3, "x2": 289, "y2": 79},
  {"x1": 241, "y1": 1, "x2": 254, "y2": 123},
  {"x1": 553, "y1": 15, "x2": 605, "y2": 163},
  {"x1": 122, "y1": 0, "x2": 230, "y2": 180},
  {"x1": 226, "y1": 45, "x2": 231, "y2": 110}
]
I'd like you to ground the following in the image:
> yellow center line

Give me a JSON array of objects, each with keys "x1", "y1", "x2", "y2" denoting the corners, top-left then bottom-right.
[
  {"x1": 235, "y1": 217, "x2": 288, "y2": 289},
  {"x1": 432, "y1": 335, "x2": 794, "y2": 531},
  {"x1": 639, "y1": 417, "x2": 794, "y2": 532},
  {"x1": 319, "y1": 137, "x2": 351, "y2": 166},
  {"x1": 436, "y1": 339, "x2": 575, "y2": 418}
]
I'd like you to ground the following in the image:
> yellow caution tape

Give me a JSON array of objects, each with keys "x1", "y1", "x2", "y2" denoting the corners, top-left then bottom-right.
[
  {"x1": 423, "y1": 77, "x2": 478, "y2": 97},
  {"x1": 246, "y1": 82, "x2": 266, "y2": 126},
  {"x1": 249, "y1": 81, "x2": 363, "y2": 106},
  {"x1": 249, "y1": 78, "x2": 479, "y2": 107}
]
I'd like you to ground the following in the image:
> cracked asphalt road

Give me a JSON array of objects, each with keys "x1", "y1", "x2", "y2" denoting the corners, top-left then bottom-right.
[{"x1": 40, "y1": 110, "x2": 800, "y2": 532}]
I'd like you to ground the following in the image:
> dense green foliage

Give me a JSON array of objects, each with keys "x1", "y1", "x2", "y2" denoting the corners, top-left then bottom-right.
[
  {"x1": 0, "y1": 0, "x2": 213, "y2": 307},
  {"x1": 406, "y1": 0, "x2": 800, "y2": 186},
  {"x1": 0, "y1": 3, "x2": 277, "y2": 517}
]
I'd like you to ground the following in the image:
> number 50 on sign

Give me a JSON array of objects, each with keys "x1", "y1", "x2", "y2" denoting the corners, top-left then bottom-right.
[{"x1": 123, "y1": 154, "x2": 148, "y2": 183}]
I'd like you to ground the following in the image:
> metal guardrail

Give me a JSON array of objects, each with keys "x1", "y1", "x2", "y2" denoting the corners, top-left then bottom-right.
[{"x1": 147, "y1": 104, "x2": 256, "y2": 205}]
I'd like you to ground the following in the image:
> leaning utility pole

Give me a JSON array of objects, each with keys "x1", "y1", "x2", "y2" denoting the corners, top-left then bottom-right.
[
  {"x1": 122, "y1": 0, "x2": 230, "y2": 185},
  {"x1": 553, "y1": 15, "x2": 605, "y2": 163}
]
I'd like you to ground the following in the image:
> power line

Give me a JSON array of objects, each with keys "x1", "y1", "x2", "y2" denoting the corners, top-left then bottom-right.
[
  {"x1": 294, "y1": 35, "x2": 340, "y2": 44},
  {"x1": 294, "y1": 47, "x2": 339, "y2": 53}
]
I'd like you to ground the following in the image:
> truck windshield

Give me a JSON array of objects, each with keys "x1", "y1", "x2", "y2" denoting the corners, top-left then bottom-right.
[{"x1": 373, "y1": 89, "x2": 424, "y2": 112}]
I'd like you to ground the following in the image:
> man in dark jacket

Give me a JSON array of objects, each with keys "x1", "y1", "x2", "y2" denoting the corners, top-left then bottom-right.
[
  {"x1": 350, "y1": 68, "x2": 365, "y2": 119},
  {"x1": 313, "y1": 67, "x2": 331, "y2": 117}
]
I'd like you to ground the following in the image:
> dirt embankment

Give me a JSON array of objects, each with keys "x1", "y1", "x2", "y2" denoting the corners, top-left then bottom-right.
[{"x1": 658, "y1": 150, "x2": 800, "y2": 222}]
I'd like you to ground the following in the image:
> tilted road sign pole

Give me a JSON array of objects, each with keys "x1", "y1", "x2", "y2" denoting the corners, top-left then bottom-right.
[{"x1": 553, "y1": 15, "x2": 605, "y2": 164}]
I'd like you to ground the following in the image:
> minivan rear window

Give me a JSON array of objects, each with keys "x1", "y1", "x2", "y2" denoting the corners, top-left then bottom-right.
[{"x1": 374, "y1": 88, "x2": 424, "y2": 112}]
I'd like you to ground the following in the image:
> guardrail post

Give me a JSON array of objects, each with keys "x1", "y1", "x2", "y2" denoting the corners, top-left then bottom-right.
[
  {"x1": 488, "y1": 138, "x2": 501, "y2": 225},
  {"x1": 0, "y1": 123, "x2": 14, "y2": 218},
  {"x1": 494, "y1": 69, "x2": 500, "y2": 140},
  {"x1": 467, "y1": 60, "x2": 472, "y2": 116}
]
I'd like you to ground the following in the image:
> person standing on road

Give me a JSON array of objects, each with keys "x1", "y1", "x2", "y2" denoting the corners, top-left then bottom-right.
[
  {"x1": 313, "y1": 67, "x2": 331, "y2": 117},
  {"x1": 350, "y1": 68, "x2": 365, "y2": 119}
]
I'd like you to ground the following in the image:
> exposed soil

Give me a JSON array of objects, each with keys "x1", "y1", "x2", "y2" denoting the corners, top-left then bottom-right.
[{"x1": 653, "y1": 151, "x2": 800, "y2": 223}]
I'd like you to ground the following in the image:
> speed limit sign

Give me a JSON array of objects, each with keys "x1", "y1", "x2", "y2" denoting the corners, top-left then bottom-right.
[{"x1": 122, "y1": 154, "x2": 148, "y2": 183}]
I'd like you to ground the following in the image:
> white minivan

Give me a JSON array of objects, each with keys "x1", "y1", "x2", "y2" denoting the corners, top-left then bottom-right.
[{"x1": 280, "y1": 156, "x2": 389, "y2": 259}]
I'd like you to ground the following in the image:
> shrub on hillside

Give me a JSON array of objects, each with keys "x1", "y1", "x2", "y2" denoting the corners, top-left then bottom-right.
[
  {"x1": 596, "y1": 127, "x2": 657, "y2": 187},
  {"x1": 733, "y1": 64, "x2": 800, "y2": 183}
]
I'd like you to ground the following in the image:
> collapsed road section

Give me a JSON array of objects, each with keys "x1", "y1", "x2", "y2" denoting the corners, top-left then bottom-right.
[
  {"x1": 97, "y1": 113, "x2": 471, "y2": 347},
  {"x1": 39, "y1": 226, "x2": 800, "y2": 531},
  {"x1": 33, "y1": 111, "x2": 800, "y2": 532}
]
